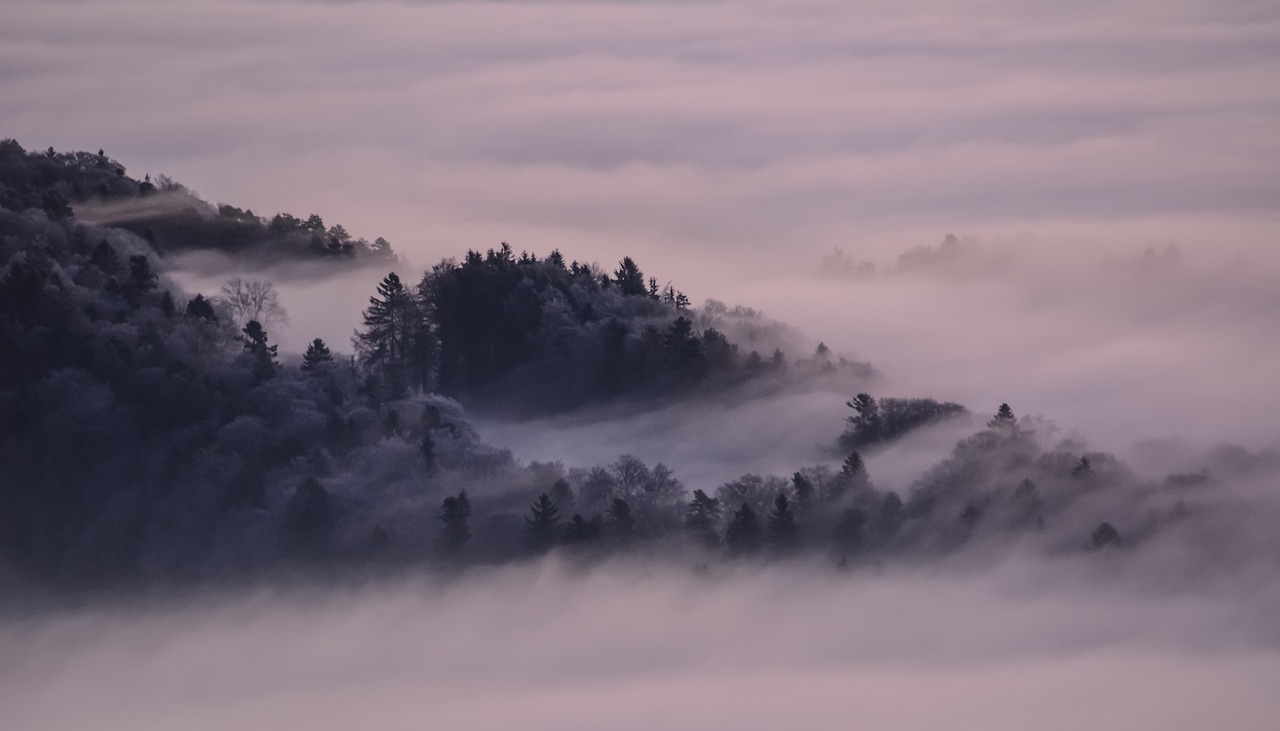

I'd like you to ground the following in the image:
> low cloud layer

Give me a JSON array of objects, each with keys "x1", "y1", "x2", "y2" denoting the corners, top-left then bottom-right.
[
  {"x1": 4, "y1": 558, "x2": 1279, "y2": 731},
  {"x1": 3, "y1": 0, "x2": 1277, "y2": 276}
]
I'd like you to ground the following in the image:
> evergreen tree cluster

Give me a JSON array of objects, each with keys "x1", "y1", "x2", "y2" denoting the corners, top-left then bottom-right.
[
  {"x1": 840, "y1": 392, "x2": 968, "y2": 449},
  {"x1": 353, "y1": 243, "x2": 846, "y2": 414}
]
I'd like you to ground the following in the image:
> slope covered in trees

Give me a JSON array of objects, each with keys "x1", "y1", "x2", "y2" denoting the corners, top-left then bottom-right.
[
  {"x1": 353, "y1": 246, "x2": 862, "y2": 413},
  {"x1": 0, "y1": 142, "x2": 1238, "y2": 595},
  {"x1": 0, "y1": 139, "x2": 398, "y2": 268}
]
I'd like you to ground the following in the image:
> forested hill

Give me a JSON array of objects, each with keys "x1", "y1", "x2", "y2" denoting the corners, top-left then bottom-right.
[
  {"x1": 353, "y1": 245, "x2": 870, "y2": 415},
  {"x1": 0, "y1": 139, "x2": 397, "y2": 268},
  {"x1": 0, "y1": 141, "x2": 1208, "y2": 596}
]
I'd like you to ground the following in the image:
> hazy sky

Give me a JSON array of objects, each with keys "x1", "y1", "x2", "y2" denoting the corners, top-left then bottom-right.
[{"x1": 4, "y1": 0, "x2": 1277, "y2": 270}]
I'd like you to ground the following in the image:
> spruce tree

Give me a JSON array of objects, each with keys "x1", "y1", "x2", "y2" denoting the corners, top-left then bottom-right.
[
  {"x1": 301, "y1": 338, "x2": 334, "y2": 371},
  {"x1": 524, "y1": 493, "x2": 562, "y2": 553},
  {"x1": 988, "y1": 403, "x2": 1017, "y2": 429}
]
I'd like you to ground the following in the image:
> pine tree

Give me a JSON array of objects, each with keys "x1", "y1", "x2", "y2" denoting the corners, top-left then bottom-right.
[
  {"x1": 845, "y1": 393, "x2": 882, "y2": 444},
  {"x1": 185, "y1": 293, "x2": 216, "y2": 320},
  {"x1": 685, "y1": 489, "x2": 722, "y2": 548},
  {"x1": 241, "y1": 320, "x2": 278, "y2": 380},
  {"x1": 613, "y1": 257, "x2": 647, "y2": 296},
  {"x1": 301, "y1": 338, "x2": 334, "y2": 371},
  {"x1": 353, "y1": 272, "x2": 426, "y2": 398},
  {"x1": 842, "y1": 450, "x2": 868, "y2": 480},
  {"x1": 988, "y1": 403, "x2": 1017, "y2": 429},
  {"x1": 524, "y1": 493, "x2": 562, "y2": 552}
]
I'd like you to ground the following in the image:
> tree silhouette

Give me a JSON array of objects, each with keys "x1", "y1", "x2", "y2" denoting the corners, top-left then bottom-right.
[
  {"x1": 524, "y1": 493, "x2": 562, "y2": 553},
  {"x1": 185, "y1": 293, "x2": 216, "y2": 320},
  {"x1": 301, "y1": 338, "x2": 334, "y2": 371},
  {"x1": 989, "y1": 403, "x2": 1017, "y2": 429},
  {"x1": 354, "y1": 272, "x2": 423, "y2": 399},
  {"x1": 436, "y1": 491, "x2": 471, "y2": 557},
  {"x1": 614, "y1": 257, "x2": 646, "y2": 296},
  {"x1": 685, "y1": 489, "x2": 722, "y2": 548},
  {"x1": 724, "y1": 503, "x2": 762, "y2": 556},
  {"x1": 846, "y1": 393, "x2": 882, "y2": 444},
  {"x1": 241, "y1": 320, "x2": 278, "y2": 380}
]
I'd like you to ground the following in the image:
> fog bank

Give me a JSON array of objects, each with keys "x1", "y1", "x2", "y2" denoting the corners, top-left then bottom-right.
[{"x1": 4, "y1": 559, "x2": 1278, "y2": 731}]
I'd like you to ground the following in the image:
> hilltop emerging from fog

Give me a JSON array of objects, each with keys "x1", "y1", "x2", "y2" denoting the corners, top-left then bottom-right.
[{"x1": 1, "y1": 142, "x2": 1272, "y2": 597}]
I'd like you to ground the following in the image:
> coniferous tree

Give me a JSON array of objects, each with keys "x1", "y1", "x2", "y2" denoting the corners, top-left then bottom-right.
[
  {"x1": 436, "y1": 491, "x2": 471, "y2": 557},
  {"x1": 989, "y1": 403, "x2": 1017, "y2": 429},
  {"x1": 724, "y1": 503, "x2": 762, "y2": 556},
  {"x1": 241, "y1": 320, "x2": 277, "y2": 380},
  {"x1": 686, "y1": 489, "x2": 722, "y2": 548},
  {"x1": 524, "y1": 493, "x2": 562, "y2": 553},
  {"x1": 301, "y1": 338, "x2": 334, "y2": 371},
  {"x1": 614, "y1": 257, "x2": 646, "y2": 296},
  {"x1": 354, "y1": 272, "x2": 426, "y2": 398},
  {"x1": 845, "y1": 393, "x2": 883, "y2": 445},
  {"x1": 185, "y1": 293, "x2": 216, "y2": 320}
]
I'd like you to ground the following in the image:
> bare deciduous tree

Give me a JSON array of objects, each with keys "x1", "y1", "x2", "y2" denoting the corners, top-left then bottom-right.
[{"x1": 219, "y1": 277, "x2": 288, "y2": 329}]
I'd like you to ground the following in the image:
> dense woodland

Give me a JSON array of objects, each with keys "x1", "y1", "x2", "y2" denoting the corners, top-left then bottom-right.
[{"x1": 0, "y1": 142, "x2": 1223, "y2": 592}]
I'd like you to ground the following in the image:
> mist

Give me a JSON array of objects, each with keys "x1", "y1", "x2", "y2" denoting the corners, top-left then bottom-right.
[
  {"x1": 5, "y1": 0, "x2": 1280, "y2": 725},
  {"x1": 5, "y1": 556, "x2": 1280, "y2": 731}
]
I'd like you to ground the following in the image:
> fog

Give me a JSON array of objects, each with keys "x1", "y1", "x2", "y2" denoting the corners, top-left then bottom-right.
[
  {"x1": 4, "y1": 0, "x2": 1277, "y2": 278},
  {"x1": 4, "y1": 557, "x2": 1280, "y2": 731},
  {"x1": 6, "y1": 0, "x2": 1280, "y2": 725}
]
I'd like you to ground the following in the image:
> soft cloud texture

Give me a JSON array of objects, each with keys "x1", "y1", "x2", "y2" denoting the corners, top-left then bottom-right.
[
  {"x1": 3, "y1": 0, "x2": 1277, "y2": 277},
  {"x1": 4, "y1": 558, "x2": 1280, "y2": 731}
]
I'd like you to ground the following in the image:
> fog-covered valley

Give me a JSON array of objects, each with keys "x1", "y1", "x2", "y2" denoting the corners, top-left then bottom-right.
[{"x1": 4, "y1": 0, "x2": 1280, "y2": 726}]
